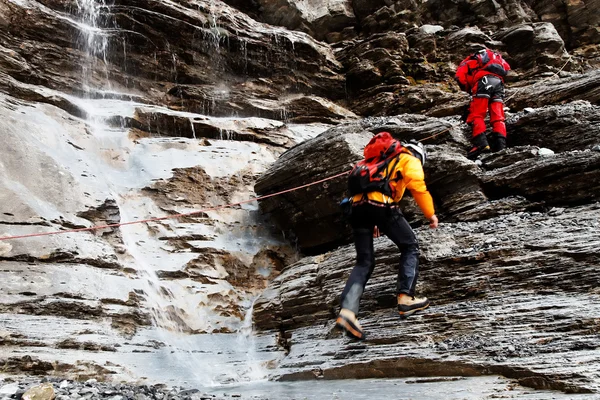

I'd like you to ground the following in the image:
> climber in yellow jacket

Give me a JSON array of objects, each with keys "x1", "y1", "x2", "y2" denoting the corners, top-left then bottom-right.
[{"x1": 336, "y1": 132, "x2": 438, "y2": 340}]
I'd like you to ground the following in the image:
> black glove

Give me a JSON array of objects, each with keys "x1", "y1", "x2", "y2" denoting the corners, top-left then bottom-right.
[
  {"x1": 460, "y1": 103, "x2": 470, "y2": 123},
  {"x1": 455, "y1": 77, "x2": 467, "y2": 93}
]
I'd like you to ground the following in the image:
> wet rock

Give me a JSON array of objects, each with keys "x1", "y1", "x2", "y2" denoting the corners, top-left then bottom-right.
[
  {"x1": 239, "y1": 0, "x2": 357, "y2": 42},
  {"x1": 0, "y1": 0, "x2": 345, "y2": 121},
  {"x1": 254, "y1": 204, "x2": 600, "y2": 393},
  {"x1": 2, "y1": 0, "x2": 600, "y2": 391},
  {"x1": 507, "y1": 102, "x2": 600, "y2": 151},
  {"x1": 495, "y1": 23, "x2": 569, "y2": 72},
  {"x1": 131, "y1": 110, "x2": 300, "y2": 147}
]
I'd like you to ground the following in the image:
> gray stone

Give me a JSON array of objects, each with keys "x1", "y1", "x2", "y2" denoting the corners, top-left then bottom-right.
[
  {"x1": 507, "y1": 101, "x2": 600, "y2": 151},
  {"x1": 419, "y1": 24, "x2": 444, "y2": 35},
  {"x1": 537, "y1": 147, "x2": 555, "y2": 156},
  {"x1": 0, "y1": 383, "x2": 20, "y2": 396},
  {"x1": 255, "y1": 204, "x2": 600, "y2": 392},
  {"x1": 244, "y1": 0, "x2": 357, "y2": 42}
]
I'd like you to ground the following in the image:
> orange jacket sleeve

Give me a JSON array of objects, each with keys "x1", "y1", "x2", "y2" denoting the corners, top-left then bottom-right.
[{"x1": 402, "y1": 157, "x2": 436, "y2": 219}]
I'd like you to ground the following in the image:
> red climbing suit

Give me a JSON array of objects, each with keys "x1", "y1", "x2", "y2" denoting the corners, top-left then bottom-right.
[{"x1": 455, "y1": 49, "x2": 511, "y2": 139}]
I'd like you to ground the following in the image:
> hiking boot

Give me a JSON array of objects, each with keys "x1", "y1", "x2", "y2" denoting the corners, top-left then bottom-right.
[
  {"x1": 489, "y1": 132, "x2": 507, "y2": 153},
  {"x1": 335, "y1": 308, "x2": 365, "y2": 340},
  {"x1": 466, "y1": 134, "x2": 490, "y2": 160},
  {"x1": 397, "y1": 294, "x2": 430, "y2": 318}
]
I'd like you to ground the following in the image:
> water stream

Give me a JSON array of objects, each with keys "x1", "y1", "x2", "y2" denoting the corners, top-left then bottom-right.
[{"x1": 34, "y1": 0, "x2": 285, "y2": 386}]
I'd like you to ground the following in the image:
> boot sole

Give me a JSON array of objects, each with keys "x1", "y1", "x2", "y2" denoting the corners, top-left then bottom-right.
[
  {"x1": 335, "y1": 315, "x2": 365, "y2": 340},
  {"x1": 398, "y1": 303, "x2": 430, "y2": 319}
]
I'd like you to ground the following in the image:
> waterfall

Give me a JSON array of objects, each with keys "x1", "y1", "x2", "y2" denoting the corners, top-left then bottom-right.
[
  {"x1": 75, "y1": 0, "x2": 112, "y2": 94},
  {"x1": 236, "y1": 295, "x2": 269, "y2": 383},
  {"x1": 50, "y1": 0, "x2": 279, "y2": 386}
]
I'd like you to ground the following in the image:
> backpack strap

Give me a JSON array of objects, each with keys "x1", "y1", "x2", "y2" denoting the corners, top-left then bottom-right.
[{"x1": 381, "y1": 154, "x2": 401, "y2": 204}]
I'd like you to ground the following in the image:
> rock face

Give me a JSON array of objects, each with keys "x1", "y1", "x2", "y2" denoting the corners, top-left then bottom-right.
[
  {"x1": 230, "y1": 0, "x2": 357, "y2": 43},
  {"x1": 253, "y1": 204, "x2": 600, "y2": 393},
  {"x1": 0, "y1": 0, "x2": 347, "y2": 121},
  {"x1": 527, "y1": 0, "x2": 600, "y2": 48},
  {"x1": 0, "y1": 0, "x2": 599, "y2": 393},
  {"x1": 253, "y1": 99, "x2": 600, "y2": 393},
  {"x1": 255, "y1": 101, "x2": 600, "y2": 253},
  {"x1": 254, "y1": 114, "x2": 462, "y2": 253},
  {"x1": 1, "y1": 0, "x2": 335, "y2": 382}
]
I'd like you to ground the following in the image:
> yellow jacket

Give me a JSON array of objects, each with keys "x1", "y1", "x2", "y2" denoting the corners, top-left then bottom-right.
[{"x1": 351, "y1": 152, "x2": 435, "y2": 219}]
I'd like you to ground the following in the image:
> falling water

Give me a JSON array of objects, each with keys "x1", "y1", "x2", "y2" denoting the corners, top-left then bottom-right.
[
  {"x1": 236, "y1": 296, "x2": 269, "y2": 383},
  {"x1": 61, "y1": 0, "x2": 277, "y2": 387},
  {"x1": 75, "y1": 0, "x2": 112, "y2": 94},
  {"x1": 69, "y1": 0, "x2": 200, "y2": 378},
  {"x1": 190, "y1": 119, "x2": 197, "y2": 139}
]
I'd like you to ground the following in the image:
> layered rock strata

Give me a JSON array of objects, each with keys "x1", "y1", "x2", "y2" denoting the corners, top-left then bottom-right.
[
  {"x1": 255, "y1": 101, "x2": 600, "y2": 252},
  {"x1": 254, "y1": 204, "x2": 600, "y2": 393},
  {"x1": 254, "y1": 100, "x2": 600, "y2": 393}
]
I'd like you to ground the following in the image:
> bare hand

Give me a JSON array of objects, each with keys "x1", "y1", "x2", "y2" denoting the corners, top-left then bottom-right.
[
  {"x1": 373, "y1": 226, "x2": 381, "y2": 238},
  {"x1": 429, "y1": 215, "x2": 439, "y2": 229}
]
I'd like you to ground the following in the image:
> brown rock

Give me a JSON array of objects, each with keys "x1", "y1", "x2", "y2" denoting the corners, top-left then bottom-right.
[{"x1": 22, "y1": 383, "x2": 55, "y2": 400}]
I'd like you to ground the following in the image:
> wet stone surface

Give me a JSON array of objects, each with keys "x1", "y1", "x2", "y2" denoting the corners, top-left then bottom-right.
[
  {"x1": 254, "y1": 205, "x2": 600, "y2": 393},
  {"x1": 0, "y1": 378, "x2": 234, "y2": 400},
  {"x1": 0, "y1": 0, "x2": 599, "y2": 395},
  {"x1": 0, "y1": 376, "x2": 587, "y2": 400}
]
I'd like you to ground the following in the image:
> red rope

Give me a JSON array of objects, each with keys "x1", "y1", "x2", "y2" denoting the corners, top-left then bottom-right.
[
  {"x1": 0, "y1": 170, "x2": 351, "y2": 241},
  {"x1": 0, "y1": 118, "x2": 460, "y2": 242}
]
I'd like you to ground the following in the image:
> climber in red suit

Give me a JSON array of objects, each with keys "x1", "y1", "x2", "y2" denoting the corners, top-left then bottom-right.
[{"x1": 455, "y1": 48, "x2": 511, "y2": 159}]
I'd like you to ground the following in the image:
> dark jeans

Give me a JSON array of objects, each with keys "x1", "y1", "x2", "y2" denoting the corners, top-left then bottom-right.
[{"x1": 340, "y1": 203, "x2": 420, "y2": 314}]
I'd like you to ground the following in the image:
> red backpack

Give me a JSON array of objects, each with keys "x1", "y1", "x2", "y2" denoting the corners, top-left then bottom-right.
[
  {"x1": 472, "y1": 48, "x2": 510, "y2": 77},
  {"x1": 348, "y1": 132, "x2": 403, "y2": 198}
]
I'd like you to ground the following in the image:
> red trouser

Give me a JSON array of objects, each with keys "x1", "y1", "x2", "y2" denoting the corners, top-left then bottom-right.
[{"x1": 466, "y1": 75, "x2": 506, "y2": 138}]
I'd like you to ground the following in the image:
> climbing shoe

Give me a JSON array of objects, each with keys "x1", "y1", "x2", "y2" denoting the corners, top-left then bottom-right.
[
  {"x1": 489, "y1": 132, "x2": 507, "y2": 153},
  {"x1": 335, "y1": 308, "x2": 365, "y2": 340},
  {"x1": 397, "y1": 294, "x2": 430, "y2": 318},
  {"x1": 466, "y1": 134, "x2": 491, "y2": 160}
]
